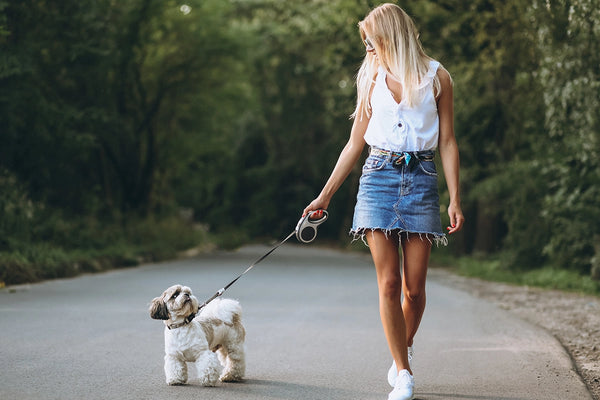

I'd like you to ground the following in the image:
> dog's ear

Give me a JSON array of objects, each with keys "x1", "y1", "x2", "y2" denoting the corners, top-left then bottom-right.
[{"x1": 149, "y1": 297, "x2": 170, "y2": 320}]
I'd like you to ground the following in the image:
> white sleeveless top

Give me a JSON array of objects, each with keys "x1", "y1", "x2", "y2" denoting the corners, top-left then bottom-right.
[{"x1": 364, "y1": 60, "x2": 440, "y2": 152}]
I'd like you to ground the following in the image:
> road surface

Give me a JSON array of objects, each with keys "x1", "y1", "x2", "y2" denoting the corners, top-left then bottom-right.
[{"x1": 0, "y1": 245, "x2": 592, "y2": 399}]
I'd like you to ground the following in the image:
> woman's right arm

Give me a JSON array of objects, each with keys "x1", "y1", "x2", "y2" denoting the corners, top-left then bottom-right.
[{"x1": 302, "y1": 115, "x2": 369, "y2": 216}]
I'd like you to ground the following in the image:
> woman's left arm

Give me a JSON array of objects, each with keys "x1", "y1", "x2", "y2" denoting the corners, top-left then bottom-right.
[{"x1": 437, "y1": 67, "x2": 464, "y2": 234}]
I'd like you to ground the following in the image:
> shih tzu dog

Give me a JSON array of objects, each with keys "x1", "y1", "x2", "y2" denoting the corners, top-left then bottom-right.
[{"x1": 149, "y1": 284, "x2": 246, "y2": 386}]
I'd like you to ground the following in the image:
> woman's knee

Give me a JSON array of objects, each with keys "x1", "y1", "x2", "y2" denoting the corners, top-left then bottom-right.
[
  {"x1": 403, "y1": 285, "x2": 426, "y2": 303},
  {"x1": 379, "y1": 274, "x2": 402, "y2": 300}
]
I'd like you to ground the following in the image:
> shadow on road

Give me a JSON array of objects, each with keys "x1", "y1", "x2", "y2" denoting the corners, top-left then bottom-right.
[{"x1": 220, "y1": 378, "x2": 375, "y2": 399}]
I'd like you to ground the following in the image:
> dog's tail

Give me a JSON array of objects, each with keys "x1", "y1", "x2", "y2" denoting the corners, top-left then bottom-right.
[{"x1": 199, "y1": 298, "x2": 242, "y2": 325}]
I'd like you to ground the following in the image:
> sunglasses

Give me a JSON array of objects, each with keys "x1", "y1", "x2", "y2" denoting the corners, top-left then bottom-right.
[{"x1": 363, "y1": 37, "x2": 375, "y2": 52}]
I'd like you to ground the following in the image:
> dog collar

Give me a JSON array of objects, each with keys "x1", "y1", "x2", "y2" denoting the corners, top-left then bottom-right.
[{"x1": 167, "y1": 313, "x2": 196, "y2": 330}]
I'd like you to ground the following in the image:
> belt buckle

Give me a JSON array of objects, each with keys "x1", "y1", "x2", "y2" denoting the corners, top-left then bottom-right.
[
  {"x1": 393, "y1": 155, "x2": 405, "y2": 166},
  {"x1": 393, "y1": 152, "x2": 410, "y2": 166}
]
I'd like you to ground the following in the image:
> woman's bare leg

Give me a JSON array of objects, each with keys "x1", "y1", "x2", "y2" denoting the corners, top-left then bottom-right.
[
  {"x1": 401, "y1": 234, "x2": 431, "y2": 347},
  {"x1": 366, "y1": 230, "x2": 412, "y2": 375}
]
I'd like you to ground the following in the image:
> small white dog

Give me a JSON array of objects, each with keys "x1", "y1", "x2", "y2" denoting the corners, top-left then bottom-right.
[{"x1": 149, "y1": 284, "x2": 246, "y2": 386}]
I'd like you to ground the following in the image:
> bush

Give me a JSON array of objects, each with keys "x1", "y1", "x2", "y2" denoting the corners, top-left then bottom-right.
[
  {"x1": 0, "y1": 214, "x2": 211, "y2": 286},
  {"x1": 532, "y1": 0, "x2": 600, "y2": 275},
  {"x1": 0, "y1": 169, "x2": 37, "y2": 250}
]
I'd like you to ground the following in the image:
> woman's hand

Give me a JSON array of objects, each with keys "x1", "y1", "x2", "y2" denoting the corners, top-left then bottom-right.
[
  {"x1": 446, "y1": 202, "x2": 464, "y2": 234},
  {"x1": 302, "y1": 197, "x2": 329, "y2": 218}
]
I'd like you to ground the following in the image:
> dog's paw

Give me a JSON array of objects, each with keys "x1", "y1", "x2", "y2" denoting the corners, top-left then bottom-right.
[
  {"x1": 198, "y1": 377, "x2": 220, "y2": 387},
  {"x1": 220, "y1": 371, "x2": 244, "y2": 382},
  {"x1": 166, "y1": 379, "x2": 187, "y2": 386}
]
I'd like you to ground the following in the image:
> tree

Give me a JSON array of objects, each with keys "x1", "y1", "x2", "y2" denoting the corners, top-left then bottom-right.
[
  {"x1": 200, "y1": 0, "x2": 371, "y2": 237},
  {"x1": 532, "y1": 0, "x2": 600, "y2": 274},
  {"x1": 0, "y1": 0, "x2": 248, "y2": 217}
]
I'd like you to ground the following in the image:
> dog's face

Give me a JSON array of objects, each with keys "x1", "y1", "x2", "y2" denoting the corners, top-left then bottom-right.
[{"x1": 149, "y1": 285, "x2": 199, "y2": 321}]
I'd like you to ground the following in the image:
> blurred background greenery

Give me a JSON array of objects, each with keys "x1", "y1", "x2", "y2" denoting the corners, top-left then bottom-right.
[{"x1": 1, "y1": 0, "x2": 598, "y2": 291}]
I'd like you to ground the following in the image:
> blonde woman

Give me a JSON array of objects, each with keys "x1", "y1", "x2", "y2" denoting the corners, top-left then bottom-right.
[{"x1": 303, "y1": 4, "x2": 464, "y2": 400}]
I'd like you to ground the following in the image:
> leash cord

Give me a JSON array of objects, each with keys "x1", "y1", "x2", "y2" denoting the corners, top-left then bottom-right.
[{"x1": 197, "y1": 230, "x2": 296, "y2": 311}]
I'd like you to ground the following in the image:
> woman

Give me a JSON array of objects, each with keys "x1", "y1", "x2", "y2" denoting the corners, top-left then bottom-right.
[{"x1": 303, "y1": 4, "x2": 464, "y2": 400}]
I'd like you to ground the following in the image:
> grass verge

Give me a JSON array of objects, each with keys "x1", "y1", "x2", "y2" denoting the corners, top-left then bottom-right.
[
  {"x1": 0, "y1": 216, "x2": 212, "y2": 287},
  {"x1": 431, "y1": 251, "x2": 600, "y2": 296}
]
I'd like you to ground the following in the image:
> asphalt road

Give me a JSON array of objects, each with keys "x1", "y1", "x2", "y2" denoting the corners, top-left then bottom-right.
[{"x1": 0, "y1": 245, "x2": 592, "y2": 400}]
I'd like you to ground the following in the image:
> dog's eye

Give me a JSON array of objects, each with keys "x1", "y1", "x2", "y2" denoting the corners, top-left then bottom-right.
[{"x1": 171, "y1": 291, "x2": 180, "y2": 299}]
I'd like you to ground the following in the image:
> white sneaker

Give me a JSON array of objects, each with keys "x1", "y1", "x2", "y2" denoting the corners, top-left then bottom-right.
[
  {"x1": 388, "y1": 369, "x2": 414, "y2": 400},
  {"x1": 387, "y1": 347, "x2": 414, "y2": 387}
]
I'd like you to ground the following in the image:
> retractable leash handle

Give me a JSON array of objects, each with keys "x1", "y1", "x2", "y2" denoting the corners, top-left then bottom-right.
[
  {"x1": 198, "y1": 210, "x2": 329, "y2": 311},
  {"x1": 295, "y1": 210, "x2": 329, "y2": 243}
]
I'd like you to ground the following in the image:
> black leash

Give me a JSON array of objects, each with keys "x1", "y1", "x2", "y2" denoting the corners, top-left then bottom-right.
[
  {"x1": 197, "y1": 210, "x2": 328, "y2": 311},
  {"x1": 197, "y1": 231, "x2": 295, "y2": 311}
]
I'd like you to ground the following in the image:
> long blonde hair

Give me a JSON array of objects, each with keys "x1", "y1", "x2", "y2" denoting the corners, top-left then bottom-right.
[{"x1": 352, "y1": 3, "x2": 441, "y2": 120}]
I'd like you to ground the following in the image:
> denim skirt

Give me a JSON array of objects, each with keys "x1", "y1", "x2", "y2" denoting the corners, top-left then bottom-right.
[{"x1": 350, "y1": 147, "x2": 447, "y2": 246}]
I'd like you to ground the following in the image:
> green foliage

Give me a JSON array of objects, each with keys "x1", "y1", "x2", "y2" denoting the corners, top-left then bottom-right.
[
  {"x1": 1, "y1": 0, "x2": 599, "y2": 285},
  {"x1": 434, "y1": 253, "x2": 600, "y2": 295},
  {"x1": 0, "y1": 215, "x2": 208, "y2": 285},
  {"x1": 410, "y1": 0, "x2": 547, "y2": 256},
  {"x1": 196, "y1": 0, "x2": 368, "y2": 238},
  {"x1": 0, "y1": 1, "x2": 8, "y2": 42},
  {"x1": 0, "y1": 0, "x2": 247, "y2": 215},
  {"x1": 413, "y1": 0, "x2": 599, "y2": 277},
  {"x1": 530, "y1": 0, "x2": 600, "y2": 273},
  {"x1": 0, "y1": 169, "x2": 39, "y2": 251}
]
